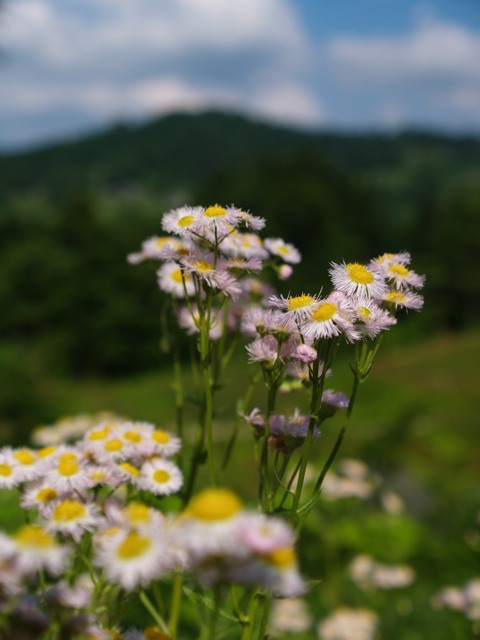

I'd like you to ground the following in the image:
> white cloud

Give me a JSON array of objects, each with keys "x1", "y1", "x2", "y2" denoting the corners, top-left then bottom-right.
[
  {"x1": 327, "y1": 19, "x2": 480, "y2": 86},
  {"x1": 0, "y1": 0, "x2": 325, "y2": 145}
]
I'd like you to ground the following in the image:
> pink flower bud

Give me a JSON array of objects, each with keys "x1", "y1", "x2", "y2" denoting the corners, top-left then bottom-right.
[
  {"x1": 295, "y1": 344, "x2": 317, "y2": 364},
  {"x1": 278, "y1": 264, "x2": 293, "y2": 280}
]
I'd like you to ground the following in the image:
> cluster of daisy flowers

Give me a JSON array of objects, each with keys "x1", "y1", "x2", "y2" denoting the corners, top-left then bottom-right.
[
  {"x1": 0, "y1": 416, "x2": 304, "y2": 636},
  {"x1": 245, "y1": 251, "x2": 424, "y2": 371},
  {"x1": 128, "y1": 204, "x2": 302, "y2": 341}
]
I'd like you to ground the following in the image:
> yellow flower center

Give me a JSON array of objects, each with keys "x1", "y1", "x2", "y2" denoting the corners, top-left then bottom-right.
[
  {"x1": 194, "y1": 260, "x2": 213, "y2": 273},
  {"x1": 59, "y1": 452, "x2": 78, "y2": 462},
  {"x1": 119, "y1": 462, "x2": 140, "y2": 477},
  {"x1": 385, "y1": 291, "x2": 407, "y2": 304},
  {"x1": 287, "y1": 295, "x2": 314, "y2": 311},
  {"x1": 13, "y1": 449, "x2": 36, "y2": 465},
  {"x1": 58, "y1": 460, "x2": 79, "y2": 476},
  {"x1": 264, "y1": 547, "x2": 296, "y2": 568},
  {"x1": 389, "y1": 264, "x2": 409, "y2": 277},
  {"x1": 155, "y1": 237, "x2": 169, "y2": 248},
  {"x1": 123, "y1": 431, "x2": 142, "y2": 443},
  {"x1": 152, "y1": 430, "x2": 170, "y2": 445},
  {"x1": 105, "y1": 439, "x2": 123, "y2": 452},
  {"x1": 187, "y1": 488, "x2": 243, "y2": 521},
  {"x1": 124, "y1": 503, "x2": 151, "y2": 524},
  {"x1": 171, "y1": 269, "x2": 184, "y2": 284},
  {"x1": 0, "y1": 464, "x2": 13, "y2": 477},
  {"x1": 91, "y1": 470, "x2": 107, "y2": 482},
  {"x1": 346, "y1": 263, "x2": 374, "y2": 285},
  {"x1": 204, "y1": 205, "x2": 227, "y2": 218},
  {"x1": 153, "y1": 469, "x2": 171, "y2": 484},
  {"x1": 15, "y1": 525, "x2": 55, "y2": 548},
  {"x1": 37, "y1": 488, "x2": 58, "y2": 502},
  {"x1": 178, "y1": 215, "x2": 194, "y2": 228},
  {"x1": 117, "y1": 533, "x2": 152, "y2": 559},
  {"x1": 311, "y1": 302, "x2": 337, "y2": 322},
  {"x1": 53, "y1": 500, "x2": 86, "y2": 522},
  {"x1": 277, "y1": 245, "x2": 290, "y2": 256},
  {"x1": 358, "y1": 306, "x2": 371, "y2": 319},
  {"x1": 88, "y1": 427, "x2": 109, "y2": 441},
  {"x1": 38, "y1": 446, "x2": 56, "y2": 458}
]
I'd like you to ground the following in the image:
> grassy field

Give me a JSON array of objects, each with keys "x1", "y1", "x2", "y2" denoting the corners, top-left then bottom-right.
[{"x1": 0, "y1": 329, "x2": 478, "y2": 638}]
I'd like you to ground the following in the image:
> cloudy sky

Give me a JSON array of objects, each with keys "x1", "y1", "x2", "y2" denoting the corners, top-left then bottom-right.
[{"x1": 1, "y1": 0, "x2": 479, "y2": 149}]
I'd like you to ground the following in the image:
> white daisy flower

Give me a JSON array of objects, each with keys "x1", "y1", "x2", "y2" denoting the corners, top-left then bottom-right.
[
  {"x1": 44, "y1": 455, "x2": 94, "y2": 494},
  {"x1": 11, "y1": 524, "x2": 70, "y2": 576},
  {"x1": 383, "y1": 289, "x2": 424, "y2": 310},
  {"x1": 94, "y1": 527, "x2": 177, "y2": 591},
  {"x1": 45, "y1": 498, "x2": 101, "y2": 542},
  {"x1": 221, "y1": 232, "x2": 269, "y2": 260},
  {"x1": 353, "y1": 299, "x2": 397, "y2": 338},
  {"x1": 236, "y1": 208, "x2": 266, "y2": 231},
  {"x1": 300, "y1": 293, "x2": 359, "y2": 343},
  {"x1": 161, "y1": 205, "x2": 202, "y2": 236},
  {"x1": 21, "y1": 481, "x2": 64, "y2": 513},
  {"x1": 196, "y1": 204, "x2": 242, "y2": 237},
  {"x1": 138, "y1": 458, "x2": 183, "y2": 496},
  {"x1": 370, "y1": 251, "x2": 411, "y2": 268},
  {"x1": 175, "y1": 488, "x2": 245, "y2": 562},
  {"x1": 182, "y1": 253, "x2": 241, "y2": 299},
  {"x1": 329, "y1": 262, "x2": 387, "y2": 300},
  {"x1": 234, "y1": 513, "x2": 294, "y2": 555},
  {"x1": 127, "y1": 235, "x2": 185, "y2": 264},
  {"x1": 10, "y1": 448, "x2": 42, "y2": 483},
  {"x1": 147, "y1": 428, "x2": 182, "y2": 458},
  {"x1": 269, "y1": 293, "x2": 320, "y2": 321},
  {"x1": 0, "y1": 450, "x2": 23, "y2": 489},
  {"x1": 386, "y1": 263, "x2": 425, "y2": 290},
  {"x1": 264, "y1": 238, "x2": 301, "y2": 264},
  {"x1": 88, "y1": 437, "x2": 130, "y2": 465},
  {"x1": 157, "y1": 261, "x2": 196, "y2": 298},
  {"x1": 106, "y1": 501, "x2": 165, "y2": 532}
]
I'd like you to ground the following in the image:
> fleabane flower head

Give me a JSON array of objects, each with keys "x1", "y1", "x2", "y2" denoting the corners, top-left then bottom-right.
[
  {"x1": 11, "y1": 524, "x2": 70, "y2": 576},
  {"x1": 21, "y1": 480, "x2": 64, "y2": 515},
  {"x1": 0, "y1": 449, "x2": 23, "y2": 489},
  {"x1": 157, "y1": 262, "x2": 195, "y2": 298},
  {"x1": 181, "y1": 252, "x2": 241, "y2": 299},
  {"x1": 300, "y1": 291, "x2": 359, "y2": 343},
  {"x1": 269, "y1": 293, "x2": 319, "y2": 321},
  {"x1": 175, "y1": 488, "x2": 245, "y2": 561},
  {"x1": 264, "y1": 238, "x2": 301, "y2": 264},
  {"x1": 353, "y1": 298, "x2": 397, "y2": 338},
  {"x1": 195, "y1": 204, "x2": 242, "y2": 238},
  {"x1": 246, "y1": 334, "x2": 299, "y2": 365},
  {"x1": 236, "y1": 208, "x2": 266, "y2": 231},
  {"x1": 127, "y1": 236, "x2": 185, "y2": 264},
  {"x1": 221, "y1": 232, "x2": 268, "y2": 260},
  {"x1": 161, "y1": 205, "x2": 202, "y2": 236},
  {"x1": 44, "y1": 453, "x2": 94, "y2": 494},
  {"x1": 370, "y1": 252, "x2": 425, "y2": 290},
  {"x1": 329, "y1": 261, "x2": 387, "y2": 301},
  {"x1": 9, "y1": 447, "x2": 42, "y2": 483},
  {"x1": 94, "y1": 527, "x2": 178, "y2": 592},
  {"x1": 383, "y1": 289, "x2": 424, "y2": 310},
  {"x1": 106, "y1": 501, "x2": 166, "y2": 532},
  {"x1": 138, "y1": 458, "x2": 183, "y2": 496},
  {"x1": 45, "y1": 498, "x2": 101, "y2": 542}
]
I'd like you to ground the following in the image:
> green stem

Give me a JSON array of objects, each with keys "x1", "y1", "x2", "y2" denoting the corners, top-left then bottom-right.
[
  {"x1": 259, "y1": 383, "x2": 278, "y2": 511},
  {"x1": 256, "y1": 594, "x2": 272, "y2": 640},
  {"x1": 240, "y1": 591, "x2": 260, "y2": 640},
  {"x1": 199, "y1": 587, "x2": 222, "y2": 640},
  {"x1": 168, "y1": 572, "x2": 183, "y2": 637},
  {"x1": 289, "y1": 339, "x2": 332, "y2": 523},
  {"x1": 140, "y1": 590, "x2": 170, "y2": 635}
]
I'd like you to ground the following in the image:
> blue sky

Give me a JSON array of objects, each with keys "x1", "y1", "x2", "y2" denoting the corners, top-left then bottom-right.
[{"x1": 1, "y1": 0, "x2": 479, "y2": 149}]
